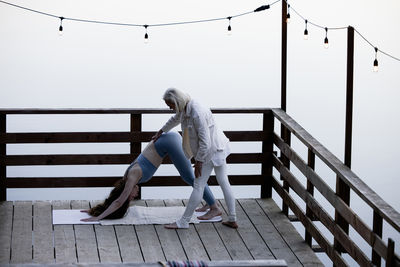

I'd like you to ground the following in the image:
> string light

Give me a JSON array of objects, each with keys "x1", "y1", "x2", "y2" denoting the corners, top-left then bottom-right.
[
  {"x1": 0, "y1": 0, "x2": 399, "y2": 71},
  {"x1": 144, "y1": 25, "x2": 149, "y2": 44},
  {"x1": 303, "y1": 20, "x2": 308, "y2": 40},
  {"x1": 227, "y1": 17, "x2": 232, "y2": 35},
  {"x1": 324, "y1": 27, "x2": 329, "y2": 49},
  {"x1": 286, "y1": 4, "x2": 291, "y2": 23},
  {"x1": 58, "y1": 17, "x2": 64, "y2": 36},
  {"x1": 373, "y1": 47, "x2": 379, "y2": 72}
]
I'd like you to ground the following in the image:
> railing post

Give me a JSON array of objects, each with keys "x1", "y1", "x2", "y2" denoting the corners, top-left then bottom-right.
[
  {"x1": 0, "y1": 114, "x2": 6, "y2": 201},
  {"x1": 334, "y1": 25, "x2": 354, "y2": 254},
  {"x1": 281, "y1": 127, "x2": 291, "y2": 216},
  {"x1": 386, "y1": 238, "x2": 395, "y2": 267},
  {"x1": 131, "y1": 113, "x2": 142, "y2": 199},
  {"x1": 305, "y1": 149, "x2": 315, "y2": 246},
  {"x1": 372, "y1": 211, "x2": 383, "y2": 266},
  {"x1": 261, "y1": 111, "x2": 274, "y2": 198}
]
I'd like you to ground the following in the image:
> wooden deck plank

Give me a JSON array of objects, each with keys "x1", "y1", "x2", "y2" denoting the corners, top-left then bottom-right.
[
  {"x1": 52, "y1": 200, "x2": 77, "y2": 263},
  {"x1": 89, "y1": 200, "x2": 122, "y2": 263},
  {"x1": 220, "y1": 199, "x2": 274, "y2": 260},
  {"x1": 0, "y1": 201, "x2": 13, "y2": 264},
  {"x1": 238, "y1": 199, "x2": 302, "y2": 267},
  {"x1": 114, "y1": 200, "x2": 144, "y2": 263},
  {"x1": 175, "y1": 199, "x2": 209, "y2": 261},
  {"x1": 33, "y1": 201, "x2": 54, "y2": 263},
  {"x1": 11, "y1": 201, "x2": 33, "y2": 263},
  {"x1": 214, "y1": 199, "x2": 253, "y2": 261},
  {"x1": 187, "y1": 200, "x2": 231, "y2": 261},
  {"x1": 147, "y1": 199, "x2": 188, "y2": 261},
  {"x1": 134, "y1": 200, "x2": 165, "y2": 262},
  {"x1": 257, "y1": 199, "x2": 323, "y2": 267},
  {"x1": 71, "y1": 200, "x2": 99, "y2": 263},
  {"x1": 94, "y1": 225, "x2": 121, "y2": 263}
]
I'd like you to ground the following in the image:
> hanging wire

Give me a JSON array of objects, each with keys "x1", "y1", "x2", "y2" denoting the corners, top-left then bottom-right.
[
  {"x1": 0, "y1": 0, "x2": 277, "y2": 28},
  {"x1": 281, "y1": 0, "x2": 399, "y2": 62},
  {"x1": 354, "y1": 28, "x2": 400, "y2": 62},
  {"x1": 0, "y1": 0, "x2": 398, "y2": 63}
]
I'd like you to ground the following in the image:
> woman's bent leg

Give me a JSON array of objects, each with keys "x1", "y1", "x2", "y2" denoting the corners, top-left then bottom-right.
[
  {"x1": 214, "y1": 163, "x2": 236, "y2": 222},
  {"x1": 176, "y1": 161, "x2": 214, "y2": 228}
]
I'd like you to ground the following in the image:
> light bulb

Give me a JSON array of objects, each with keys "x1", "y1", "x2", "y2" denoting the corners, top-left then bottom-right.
[
  {"x1": 373, "y1": 59, "x2": 379, "y2": 72},
  {"x1": 324, "y1": 28, "x2": 329, "y2": 49},
  {"x1": 373, "y1": 47, "x2": 379, "y2": 72},
  {"x1": 324, "y1": 37, "x2": 329, "y2": 48},
  {"x1": 304, "y1": 29, "x2": 308, "y2": 40},
  {"x1": 303, "y1": 20, "x2": 308, "y2": 40},
  {"x1": 227, "y1": 17, "x2": 232, "y2": 36},
  {"x1": 286, "y1": 13, "x2": 291, "y2": 23},
  {"x1": 58, "y1": 17, "x2": 64, "y2": 36},
  {"x1": 144, "y1": 25, "x2": 149, "y2": 44}
]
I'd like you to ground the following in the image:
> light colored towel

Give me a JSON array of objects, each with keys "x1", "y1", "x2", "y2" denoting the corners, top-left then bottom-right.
[
  {"x1": 53, "y1": 209, "x2": 100, "y2": 225},
  {"x1": 101, "y1": 206, "x2": 223, "y2": 225},
  {"x1": 101, "y1": 206, "x2": 197, "y2": 225}
]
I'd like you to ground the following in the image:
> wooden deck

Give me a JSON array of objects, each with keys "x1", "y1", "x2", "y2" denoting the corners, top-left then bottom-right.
[{"x1": 0, "y1": 198, "x2": 322, "y2": 266}]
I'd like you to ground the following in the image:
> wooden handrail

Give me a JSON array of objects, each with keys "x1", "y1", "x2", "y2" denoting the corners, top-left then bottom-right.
[{"x1": 272, "y1": 108, "x2": 400, "y2": 233}]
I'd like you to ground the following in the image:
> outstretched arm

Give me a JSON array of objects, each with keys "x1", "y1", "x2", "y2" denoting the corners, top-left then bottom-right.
[{"x1": 81, "y1": 177, "x2": 136, "y2": 221}]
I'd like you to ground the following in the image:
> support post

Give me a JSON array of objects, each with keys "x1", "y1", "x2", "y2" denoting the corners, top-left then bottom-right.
[
  {"x1": 334, "y1": 25, "x2": 354, "y2": 254},
  {"x1": 305, "y1": 149, "x2": 315, "y2": 246},
  {"x1": 131, "y1": 113, "x2": 142, "y2": 199},
  {"x1": 281, "y1": 0, "x2": 287, "y2": 112},
  {"x1": 261, "y1": 111, "x2": 274, "y2": 198},
  {"x1": 0, "y1": 114, "x2": 6, "y2": 201},
  {"x1": 372, "y1": 211, "x2": 383, "y2": 266}
]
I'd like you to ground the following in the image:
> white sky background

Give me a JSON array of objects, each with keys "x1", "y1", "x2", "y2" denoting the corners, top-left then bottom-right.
[{"x1": 1, "y1": 0, "x2": 400, "y2": 262}]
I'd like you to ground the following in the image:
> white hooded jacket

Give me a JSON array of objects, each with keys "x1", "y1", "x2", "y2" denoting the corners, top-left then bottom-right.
[{"x1": 161, "y1": 99, "x2": 230, "y2": 165}]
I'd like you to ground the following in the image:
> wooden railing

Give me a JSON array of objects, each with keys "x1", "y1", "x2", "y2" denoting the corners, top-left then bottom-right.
[
  {"x1": 0, "y1": 108, "x2": 274, "y2": 199},
  {"x1": 272, "y1": 108, "x2": 400, "y2": 266},
  {"x1": 1, "y1": 108, "x2": 399, "y2": 266}
]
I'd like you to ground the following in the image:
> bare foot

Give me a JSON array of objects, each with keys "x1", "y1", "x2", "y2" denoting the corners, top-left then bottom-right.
[
  {"x1": 222, "y1": 221, "x2": 238, "y2": 229},
  {"x1": 164, "y1": 222, "x2": 179, "y2": 229},
  {"x1": 197, "y1": 208, "x2": 222, "y2": 220},
  {"x1": 195, "y1": 204, "x2": 210, "y2": 212}
]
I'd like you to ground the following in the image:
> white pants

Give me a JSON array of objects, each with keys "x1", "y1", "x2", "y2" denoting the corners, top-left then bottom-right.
[{"x1": 176, "y1": 161, "x2": 236, "y2": 228}]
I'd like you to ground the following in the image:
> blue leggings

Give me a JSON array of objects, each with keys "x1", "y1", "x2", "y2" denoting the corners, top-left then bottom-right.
[{"x1": 134, "y1": 132, "x2": 216, "y2": 207}]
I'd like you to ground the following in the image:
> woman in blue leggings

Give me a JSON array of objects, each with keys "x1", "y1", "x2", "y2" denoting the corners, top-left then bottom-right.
[{"x1": 81, "y1": 131, "x2": 221, "y2": 221}]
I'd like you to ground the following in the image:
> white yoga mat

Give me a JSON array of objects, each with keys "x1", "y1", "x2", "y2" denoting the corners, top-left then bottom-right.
[
  {"x1": 52, "y1": 206, "x2": 222, "y2": 225},
  {"x1": 52, "y1": 209, "x2": 100, "y2": 225}
]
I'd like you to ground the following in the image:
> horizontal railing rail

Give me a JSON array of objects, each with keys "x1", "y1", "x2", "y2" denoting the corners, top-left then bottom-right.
[
  {"x1": 0, "y1": 108, "x2": 274, "y2": 199},
  {"x1": 271, "y1": 108, "x2": 400, "y2": 266}
]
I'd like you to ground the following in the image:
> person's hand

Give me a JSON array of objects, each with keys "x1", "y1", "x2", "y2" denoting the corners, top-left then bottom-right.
[
  {"x1": 80, "y1": 209, "x2": 90, "y2": 213},
  {"x1": 80, "y1": 216, "x2": 99, "y2": 222},
  {"x1": 194, "y1": 161, "x2": 203, "y2": 178},
  {"x1": 151, "y1": 130, "x2": 163, "y2": 142}
]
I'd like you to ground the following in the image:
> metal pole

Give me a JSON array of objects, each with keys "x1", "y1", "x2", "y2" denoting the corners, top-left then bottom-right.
[
  {"x1": 281, "y1": 0, "x2": 287, "y2": 111},
  {"x1": 345, "y1": 26, "x2": 354, "y2": 168}
]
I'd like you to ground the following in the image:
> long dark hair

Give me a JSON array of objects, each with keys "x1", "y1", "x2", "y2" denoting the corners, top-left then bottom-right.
[{"x1": 88, "y1": 179, "x2": 130, "y2": 219}]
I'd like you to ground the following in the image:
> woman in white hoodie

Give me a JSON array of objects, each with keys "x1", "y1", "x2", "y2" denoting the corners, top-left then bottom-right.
[{"x1": 152, "y1": 88, "x2": 238, "y2": 229}]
